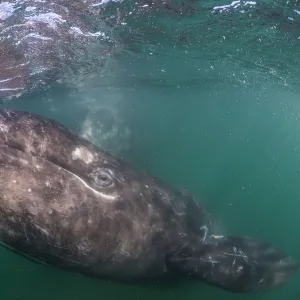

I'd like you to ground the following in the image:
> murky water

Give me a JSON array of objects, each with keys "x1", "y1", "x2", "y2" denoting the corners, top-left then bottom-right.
[{"x1": 1, "y1": 0, "x2": 300, "y2": 299}]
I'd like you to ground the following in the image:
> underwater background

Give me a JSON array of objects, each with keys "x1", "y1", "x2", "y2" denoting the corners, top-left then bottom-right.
[{"x1": 1, "y1": 0, "x2": 300, "y2": 299}]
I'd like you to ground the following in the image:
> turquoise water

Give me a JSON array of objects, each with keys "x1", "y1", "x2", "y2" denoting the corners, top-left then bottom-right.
[{"x1": 1, "y1": 0, "x2": 300, "y2": 299}]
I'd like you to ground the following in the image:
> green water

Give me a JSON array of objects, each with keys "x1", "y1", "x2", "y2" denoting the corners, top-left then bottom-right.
[{"x1": 1, "y1": 0, "x2": 300, "y2": 299}]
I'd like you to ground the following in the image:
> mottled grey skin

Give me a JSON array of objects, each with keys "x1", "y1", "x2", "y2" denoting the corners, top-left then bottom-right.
[
  {"x1": 0, "y1": 0, "x2": 117, "y2": 101},
  {"x1": 0, "y1": 108, "x2": 298, "y2": 293}
]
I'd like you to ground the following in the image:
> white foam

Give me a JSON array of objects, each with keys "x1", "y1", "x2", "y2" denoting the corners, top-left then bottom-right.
[
  {"x1": 69, "y1": 26, "x2": 108, "y2": 38},
  {"x1": 25, "y1": 12, "x2": 66, "y2": 29},
  {"x1": 16, "y1": 33, "x2": 53, "y2": 45},
  {"x1": 25, "y1": 6, "x2": 36, "y2": 12},
  {"x1": 23, "y1": 33, "x2": 53, "y2": 41},
  {"x1": 212, "y1": 0, "x2": 256, "y2": 13},
  {"x1": 0, "y1": 2, "x2": 16, "y2": 20},
  {"x1": 89, "y1": 0, "x2": 114, "y2": 6}
]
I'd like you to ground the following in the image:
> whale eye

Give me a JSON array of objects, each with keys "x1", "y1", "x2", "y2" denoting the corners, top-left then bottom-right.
[{"x1": 92, "y1": 169, "x2": 113, "y2": 187}]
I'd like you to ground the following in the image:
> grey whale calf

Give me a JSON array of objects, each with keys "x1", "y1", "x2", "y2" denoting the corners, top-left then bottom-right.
[{"x1": 0, "y1": 108, "x2": 298, "y2": 293}]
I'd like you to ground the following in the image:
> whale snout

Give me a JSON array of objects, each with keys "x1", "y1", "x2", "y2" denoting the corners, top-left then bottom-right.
[{"x1": 166, "y1": 235, "x2": 300, "y2": 293}]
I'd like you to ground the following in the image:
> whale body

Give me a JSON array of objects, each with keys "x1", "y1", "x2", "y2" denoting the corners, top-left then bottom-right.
[{"x1": 0, "y1": 108, "x2": 298, "y2": 293}]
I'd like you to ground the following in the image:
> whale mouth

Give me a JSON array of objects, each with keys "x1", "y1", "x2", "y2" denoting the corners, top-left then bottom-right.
[{"x1": 0, "y1": 141, "x2": 67, "y2": 174}]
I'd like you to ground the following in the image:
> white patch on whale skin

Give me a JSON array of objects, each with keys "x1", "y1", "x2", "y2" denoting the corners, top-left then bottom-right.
[
  {"x1": 35, "y1": 224, "x2": 49, "y2": 236},
  {"x1": 0, "y1": 76, "x2": 22, "y2": 83},
  {"x1": 45, "y1": 180, "x2": 50, "y2": 187},
  {"x1": 0, "y1": 122, "x2": 8, "y2": 133},
  {"x1": 77, "y1": 238, "x2": 92, "y2": 256},
  {"x1": 72, "y1": 147, "x2": 94, "y2": 164}
]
